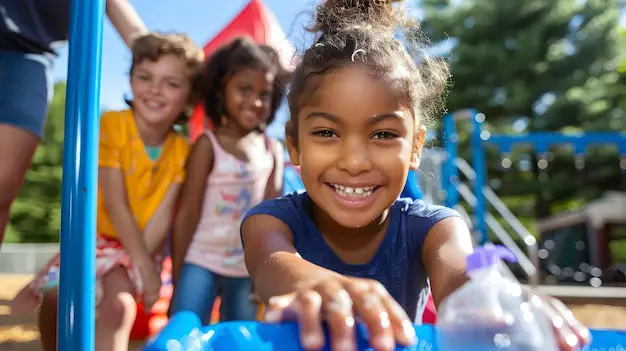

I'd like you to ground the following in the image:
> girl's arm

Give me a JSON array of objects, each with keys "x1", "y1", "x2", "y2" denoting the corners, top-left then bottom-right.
[
  {"x1": 143, "y1": 184, "x2": 181, "y2": 255},
  {"x1": 105, "y1": 0, "x2": 147, "y2": 48},
  {"x1": 421, "y1": 217, "x2": 474, "y2": 306},
  {"x1": 264, "y1": 139, "x2": 285, "y2": 199},
  {"x1": 242, "y1": 214, "x2": 344, "y2": 301},
  {"x1": 99, "y1": 167, "x2": 152, "y2": 268},
  {"x1": 171, "y1": 135, "x2": 213, "y2": 285},
  {"x1": 242, "y1": 214, "x2": 415, "y2": 351}
]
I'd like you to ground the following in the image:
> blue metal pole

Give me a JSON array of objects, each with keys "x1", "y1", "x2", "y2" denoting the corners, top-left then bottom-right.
[
  {"x1": 58, "y1": 0, "x2": 105, "y2": 350},
  {"x1": 470, "y1": 111, "x2": 488, "y2": 245}
]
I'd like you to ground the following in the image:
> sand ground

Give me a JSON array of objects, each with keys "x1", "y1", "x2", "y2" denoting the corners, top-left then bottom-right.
[
  {"x1": 0, "y1": 275, "x2": 143, "y2": 351},
  {"x1": 1, "y1": 274, "x2": 625, "y2": 350}
]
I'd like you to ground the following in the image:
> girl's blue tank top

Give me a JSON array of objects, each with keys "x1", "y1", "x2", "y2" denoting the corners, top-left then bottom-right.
[{"x1": 242, "y1": 192, "x2": 461, "y2": 322}]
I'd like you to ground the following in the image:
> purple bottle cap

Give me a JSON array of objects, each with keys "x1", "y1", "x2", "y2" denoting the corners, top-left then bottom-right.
[{"x1": 466, "y1": 245, "x2": 518, "y2": 273}]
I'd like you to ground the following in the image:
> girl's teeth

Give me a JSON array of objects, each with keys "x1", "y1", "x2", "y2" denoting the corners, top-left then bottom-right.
[{"x1": 331, "y1": 184, "x2": 375, "y2": 198}]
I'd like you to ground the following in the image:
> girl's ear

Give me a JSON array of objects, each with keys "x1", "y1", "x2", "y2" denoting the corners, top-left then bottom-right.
[
  {"x1": 409, "y1": 126, "x2": 426, "y2": 170},
  {"x1": 286, "y1": 135, "x2": 300, "y2": 166},
  {"x1": 285, "y1": 121, "x2": 301, "y2": 166}
]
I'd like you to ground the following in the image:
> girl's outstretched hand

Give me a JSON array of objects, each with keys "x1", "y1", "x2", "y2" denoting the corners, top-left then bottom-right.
[
  {"x1": 530, "y1": 294, "x2": 591, "y2": 351},
  {"x1": 263, "y1": 277, "x2": 417, "y2": 351}
]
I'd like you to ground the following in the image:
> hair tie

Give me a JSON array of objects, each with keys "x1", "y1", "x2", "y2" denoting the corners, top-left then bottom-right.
[{"x1": 351, "y1": 48, "x2": 366, "y2": 62}]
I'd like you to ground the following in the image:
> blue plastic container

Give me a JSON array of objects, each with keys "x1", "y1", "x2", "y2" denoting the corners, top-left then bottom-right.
[{"x1": 144, "y1": 311, "x2": 626, "y2": 351}]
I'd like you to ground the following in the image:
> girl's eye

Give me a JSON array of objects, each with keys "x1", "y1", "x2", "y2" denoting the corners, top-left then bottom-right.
[
  {"x1": 167, "y1": 81, "x2": 181, "y2": 88},
  {"x1": 260, "y1": 91, "x2": 272, "y2": 103},
  {"x1": 136, "y1": 75, "x2": 150, "y2": 81},
  {"x1": 312, "y1": 129, "x2": 338, "y2": 138},
  {"x1": 372, "y1": 131, "x2": 399, "y2": 140}
]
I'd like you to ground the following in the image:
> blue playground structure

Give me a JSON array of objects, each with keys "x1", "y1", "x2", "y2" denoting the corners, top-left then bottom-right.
[
  {"x1": 283, "y1": 165, "x2": 305, "y2": 195},
  {"x1": 442, "y1": 108, "x2": 626, "y2": 247},
  {"x1": 58, "y1": 0, "x2": 104, "y2": 349},
  {"x1": 440, "y1": 109, "x2": 626, "y2": 287},
  {"x1": 141, "y1": 311, "x2": 626, "y2": 351},
  {"x1": 58, "y1": 1, "x2": 626, "y2": 350}
]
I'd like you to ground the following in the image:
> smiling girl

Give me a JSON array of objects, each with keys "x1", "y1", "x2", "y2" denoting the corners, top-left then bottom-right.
[
  {"x1": 240, "y1": 1, "x2": 590, "y2": 351},
  {"x1": 11, "y1": 33, "x2": 204, "y2": 351},
  {"x1": 169, "y1": 37, "x2": 284, "y2": 323}
]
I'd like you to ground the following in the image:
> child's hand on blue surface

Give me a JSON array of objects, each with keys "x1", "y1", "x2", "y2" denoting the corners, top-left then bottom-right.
[{"x1": 263, "y1": 276, "x2": 417, "y2": 351}]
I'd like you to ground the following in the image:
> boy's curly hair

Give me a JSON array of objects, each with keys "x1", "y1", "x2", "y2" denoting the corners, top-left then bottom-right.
[
  {"x1": 200, "y1": 37, "x2": 280, "y2": 132},
  {"x1": 286, "y1": 0, "x2": 451, "y2": 153},
  {"x1": 127, "y1": 32, "x2": 205, "y2": 125}
]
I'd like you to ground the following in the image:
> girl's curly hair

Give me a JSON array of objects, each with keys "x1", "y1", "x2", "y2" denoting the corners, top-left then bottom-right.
[
  {"x1": 286, "y1": 0, "x2": 451, "y2": 153},
  {"x1": 200, "y1": 37, "x2": 281, "y2": 132},
  {"x1": 259, "y1": 44, "x2": 292, "y2": 121}
]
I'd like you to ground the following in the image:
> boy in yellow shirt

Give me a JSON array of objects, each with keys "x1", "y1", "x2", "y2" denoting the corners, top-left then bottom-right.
[{"x1": 11, "y1": 33, "x2": 204, "y2": 351}]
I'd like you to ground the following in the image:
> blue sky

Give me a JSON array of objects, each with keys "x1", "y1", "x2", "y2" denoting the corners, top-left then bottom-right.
[
  {"x1": 52, "y1": 0, "x2": 317, "y2": 138},
  {"x1": 52, "y1": 2, "x2": 626, "y2": 138},
  {"x1": 52, "y1": 0, "x2": 314, "y2": 107}
]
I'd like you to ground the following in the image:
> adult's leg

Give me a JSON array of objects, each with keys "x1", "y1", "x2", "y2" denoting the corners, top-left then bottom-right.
[
  {"x1": 96, "y1": 266, "x2": 137, "y2": 351},
  {"x1": 0, "y1": 52, "x2": 52, "y2": 246},
  {"x1": 218, "y1": 275, "x2": 257, "y2": 322},
  {"x1": 169, "y1": 263, "x2": 219, "y2": 322},
  {"x1": 0, "y1": 126, "x2": 39, "y2": 243}
]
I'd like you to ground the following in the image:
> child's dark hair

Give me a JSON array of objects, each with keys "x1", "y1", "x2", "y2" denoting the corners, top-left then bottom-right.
[
  {"x1": 259, "y1": 44, "x2": 292, "y2": 121},
  {"x1": 286, "y1": 0, "x2": 450, "y2": 153},
  {"x1": 201, "y1": 37, "x2": 279, "y2": 131},
  {"x1": 126, "y1": 32, "x2": 204, "y2": 125}
]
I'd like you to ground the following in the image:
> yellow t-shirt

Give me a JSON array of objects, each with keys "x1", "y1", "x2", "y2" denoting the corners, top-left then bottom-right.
[{"x1": 97, "y1": 110, "x2": 189, "y2": 239}]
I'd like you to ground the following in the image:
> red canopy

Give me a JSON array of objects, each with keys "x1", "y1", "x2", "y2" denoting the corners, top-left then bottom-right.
[{"x1": 189, "y1": 0, "x2": 295, "y2": 141}]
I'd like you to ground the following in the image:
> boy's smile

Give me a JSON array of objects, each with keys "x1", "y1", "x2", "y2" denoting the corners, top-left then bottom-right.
[
  {"x1": 131, "y1": 54, "x2": 191, "y2": 132},
  {"x1": 288, "y1": 64, "x2": 420, "y2": 229}
]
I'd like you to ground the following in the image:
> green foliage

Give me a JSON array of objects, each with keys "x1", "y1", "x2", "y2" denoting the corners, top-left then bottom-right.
[
  {"x1": 620, "y1": 28, "x2": 626, "y2": 73},
  {"x1": 5, "y1": 83, "x2": 66, "y2": 243},
  {"x1": 420, "y1": 0, "x2": 626, "y2": 219}
]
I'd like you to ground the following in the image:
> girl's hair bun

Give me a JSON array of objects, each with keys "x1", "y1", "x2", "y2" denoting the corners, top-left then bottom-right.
[{"x1": 313, "y1": 0, "x2": 406, "y2": 36}]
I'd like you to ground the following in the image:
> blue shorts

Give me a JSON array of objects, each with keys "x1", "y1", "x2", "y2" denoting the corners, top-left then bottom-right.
[
  {"x1": 0, "y1": 50, "x2": 53, "y2": 138},
  {"x1": 170, "y1": 263, "x2": 257, "y2": 323}
]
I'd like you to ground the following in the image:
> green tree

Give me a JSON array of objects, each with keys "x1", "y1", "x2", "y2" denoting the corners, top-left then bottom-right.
[
  {"x1": 5, "y1": 83, "x2": 66, "y2": 243},
  {"x1": 620, "y1": 27, "x2": 626, "y2": 72},
  {"x1": 421, "y1": 0, "x2": 626, "y2": 218},
  {"x1": 618, "y1": 27, "x2": 626, "y2": 112}
]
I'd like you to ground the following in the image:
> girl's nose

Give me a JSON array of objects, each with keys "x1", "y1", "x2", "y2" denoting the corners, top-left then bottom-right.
[{"x1": 336, "y1": 139, "x2": 373, "y2": 176}]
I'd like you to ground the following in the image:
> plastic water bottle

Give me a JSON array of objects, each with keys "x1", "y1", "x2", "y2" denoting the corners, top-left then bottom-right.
[{"x1": 437, "y1": 245, "x2": 559, "y2": 351}]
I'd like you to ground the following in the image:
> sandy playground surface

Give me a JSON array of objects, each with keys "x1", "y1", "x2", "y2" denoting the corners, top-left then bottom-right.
[{"x1": 1, "y1": 274, "x2": 625, "y2": 350}]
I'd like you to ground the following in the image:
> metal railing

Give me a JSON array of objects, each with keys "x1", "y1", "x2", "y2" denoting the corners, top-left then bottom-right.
[{"x1": 454, "y1": 158, "x2": 540, "y2": 287}]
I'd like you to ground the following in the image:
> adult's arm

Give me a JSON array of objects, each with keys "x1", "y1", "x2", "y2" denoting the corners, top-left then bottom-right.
[{"x1": 106, "y1": 0, "x2": 147, "y2": 48}]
